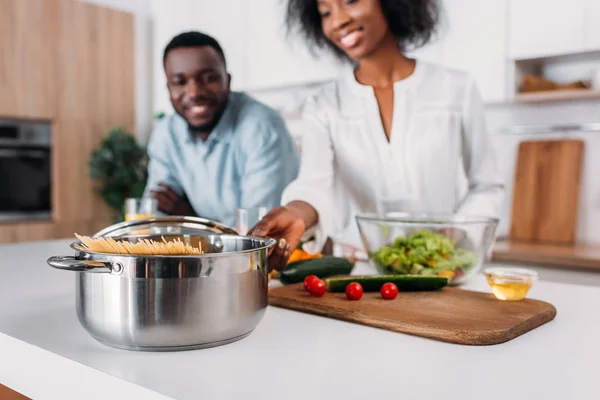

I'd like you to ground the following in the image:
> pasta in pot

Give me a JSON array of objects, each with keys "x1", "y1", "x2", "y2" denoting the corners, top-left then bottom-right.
[{"x1": 74, "y1": 233, "x2": 203, "y2": 255}]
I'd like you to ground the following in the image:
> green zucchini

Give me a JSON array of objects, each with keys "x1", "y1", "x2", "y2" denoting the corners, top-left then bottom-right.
[
  {"x1": 325, "y1": 275, "x2": 449, "y2": 292},
  {"x1": 278, "y1": 256, "x2": 354, "y2": 285}
]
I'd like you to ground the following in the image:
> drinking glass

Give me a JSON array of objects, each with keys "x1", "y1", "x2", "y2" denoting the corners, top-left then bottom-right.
[
  {"x1": 235, "y1": 207, "x2": 269, "y2": 235},
  {"x1": 124, "y1": 198, "x2": 158, "y2": 221}
]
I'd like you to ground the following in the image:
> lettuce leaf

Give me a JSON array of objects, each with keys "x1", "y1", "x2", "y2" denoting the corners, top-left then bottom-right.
[{"x1": 370, "y1": 229, "x2": 479, "y2": 276}]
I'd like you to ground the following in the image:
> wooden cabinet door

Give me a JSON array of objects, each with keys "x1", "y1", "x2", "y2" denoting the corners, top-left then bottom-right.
[{"x1": 0, "y1": 0, "x2": 59, "y2": 120}]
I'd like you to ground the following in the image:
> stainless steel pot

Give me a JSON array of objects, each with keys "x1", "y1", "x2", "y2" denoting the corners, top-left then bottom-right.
[{"x1": 47, "y1": 216, "x2": 276, "y2": 351}]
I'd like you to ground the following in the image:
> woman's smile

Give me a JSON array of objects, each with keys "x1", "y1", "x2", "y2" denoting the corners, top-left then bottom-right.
[{"x1": 339, "y1": 28, "x2": 364, "y2": 49}]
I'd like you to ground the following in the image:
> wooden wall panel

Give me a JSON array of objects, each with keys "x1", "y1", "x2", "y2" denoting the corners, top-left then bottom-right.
[
  {"x1": 14, "y1": 222, "x2": 56, "y2": 242},
  {"x1": 1, "y1": 218, "x2": 114, "y2": 244},
  {"x1": 0, "y1": 0, "x2": 58, "y2": 120},
  {"x1": 54, "y1": 0, "x2": 134, "y2": 225},
  {"x1": 0, "y1": 0, "x2": 135, "y2": 243}
]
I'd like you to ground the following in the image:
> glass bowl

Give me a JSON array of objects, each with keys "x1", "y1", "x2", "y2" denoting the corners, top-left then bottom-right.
[
  {"x1": 355, "y1": 212, "x2": 499, "y2": 285},
  {"x1": 484, "y1": 267, "x2": 539, "y2": 301}
]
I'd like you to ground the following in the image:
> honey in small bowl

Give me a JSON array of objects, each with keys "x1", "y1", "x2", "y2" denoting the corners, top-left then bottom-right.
[{"x1": 484, "y1": 267, "x2": 539, "y2": 301}]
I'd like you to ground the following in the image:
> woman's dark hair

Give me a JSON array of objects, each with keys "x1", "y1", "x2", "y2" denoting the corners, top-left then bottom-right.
[{"x1": 286, "y1": 0, "x2": 441, "y2": 59}]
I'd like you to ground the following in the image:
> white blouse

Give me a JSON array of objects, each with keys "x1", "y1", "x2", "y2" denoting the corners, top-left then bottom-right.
[{"x1": 281, "y1": 60, "x2": 505, "y2": 253}]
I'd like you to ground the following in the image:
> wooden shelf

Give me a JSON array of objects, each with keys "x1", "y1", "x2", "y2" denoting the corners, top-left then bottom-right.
[
  {"x1": 512, "y1": 49, "x2": 600, "y2": 64},
  {"x1": 492, "y1": 239, "x2": 600, "y2": 271},
  {"x1": 513, "y1": 89, "x2": 600, "y2": 103}
]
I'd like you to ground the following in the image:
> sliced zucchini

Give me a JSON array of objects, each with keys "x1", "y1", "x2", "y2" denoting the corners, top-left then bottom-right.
[
  {"x1": 278, "y1": 256, "x2": 354, "y2": 285},
  {"x1": 325, "y1": 274, "x2": 448, "y2": 292}
]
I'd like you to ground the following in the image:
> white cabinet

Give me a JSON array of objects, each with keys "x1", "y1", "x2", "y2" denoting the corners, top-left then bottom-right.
[
  {"x1": 408, "y1": 0, "x2": 508, "y2": 103},
  {"x1": 441, "y1": 0, "x2": 508, "y2": 103},
  {"x1": 242, "y1": 0, "x2": 341, "y2": 90},
  {"x1": 152, "y1": 0, "x2": 342, "y2": 98},
  {"x1": 584, "y1": 0, "x2": 600, "y2": 51},
  {"x1": 508, "y1": 0, "x2": 586, "y2": 59}
]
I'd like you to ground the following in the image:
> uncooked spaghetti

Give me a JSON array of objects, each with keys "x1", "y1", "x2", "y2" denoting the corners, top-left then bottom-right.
[{"x1": 74, "y1": 233, "x2": 203, "y2": 255}]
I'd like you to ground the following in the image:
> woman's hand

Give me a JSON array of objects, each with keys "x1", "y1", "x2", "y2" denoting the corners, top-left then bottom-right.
[{"x1": 248, "y1": 203, "x2": 316, "y2": 271}]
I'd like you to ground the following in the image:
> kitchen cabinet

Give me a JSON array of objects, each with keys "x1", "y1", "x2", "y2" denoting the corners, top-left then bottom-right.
[
  {"x1": 408, "y1": 0, "x2": 508, "y2": 103},
  {"x1": 508, "y1": 0, "x2": 586, "y2": 59},
  {"x1": 584, "y1": 0, "x2": 600, "y2": 51},
  {"x1": 151, "y1": 0, "x2": 342, "y2": 101},
  {"x1": 441, "y1": 0, "x2": 508, "y2": 103},
  {"x1": 242, "y1": 0, "x2": 341, "y2": 90},
  {"x1": 0, "y1": 0, "x2": 134, "y2": 243},
  {"x1": 0, "y1": 0, "x2": 58, "y2": 120},
  {"x1": 80, "y1": 0, "x2": 148, "y2": 14}
]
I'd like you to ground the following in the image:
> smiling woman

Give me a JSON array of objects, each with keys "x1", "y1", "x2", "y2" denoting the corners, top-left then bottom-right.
[{"x1": 248, "y1": 0, "x2": 505, "y2": 272}]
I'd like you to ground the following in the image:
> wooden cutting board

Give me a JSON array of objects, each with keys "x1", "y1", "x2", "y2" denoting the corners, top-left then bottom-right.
[
  {"x1": 509, "y1": 139, "x2": 584, "y2": 244},
  {"x1": 268, "y1": 284, "x2": 556, "y2": 345}
]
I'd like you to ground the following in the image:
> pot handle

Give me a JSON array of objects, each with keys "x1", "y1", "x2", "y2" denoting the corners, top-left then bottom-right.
[{"x1": 47, "y1": 256, "x2": 117, "y2": 273}]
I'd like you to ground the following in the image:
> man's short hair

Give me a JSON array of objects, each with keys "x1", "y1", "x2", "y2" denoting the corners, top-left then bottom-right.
[{"x1": 163, "y1": 31, "x2": 227, "y2": 68}]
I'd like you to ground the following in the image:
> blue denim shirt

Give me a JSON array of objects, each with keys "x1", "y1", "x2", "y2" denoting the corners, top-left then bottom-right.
[{"x1": 143, "y1": 92, "x2": 300, "y2": 228}]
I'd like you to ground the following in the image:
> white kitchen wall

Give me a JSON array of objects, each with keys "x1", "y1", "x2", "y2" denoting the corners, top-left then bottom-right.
[{"x1": 79, "y1": 0, "x2": 154, "y2": 142}]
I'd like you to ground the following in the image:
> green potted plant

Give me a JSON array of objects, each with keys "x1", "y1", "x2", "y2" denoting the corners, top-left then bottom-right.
[{"x1": 89, "y1": 127, "x2": 148, "y2": 222}]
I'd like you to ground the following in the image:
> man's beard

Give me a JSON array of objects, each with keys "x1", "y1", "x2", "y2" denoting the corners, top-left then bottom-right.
[{"x1": 186, "y1": 103, "x2": 227, "y2": 135}]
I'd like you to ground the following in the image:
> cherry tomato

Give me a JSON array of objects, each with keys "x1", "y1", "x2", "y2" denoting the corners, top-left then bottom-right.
[
  {"x1": 308, "y1": 279, "x2": 327, "y2": 297},
  {"x1": 381, "y1": 283, "x2": 398, "y2": 300},
  {"x1": 303, "y1": 275, "x2": 319, "y2": 292},
  {"x1": 345, "y1": 282, "x2": 363, "y2": 300}
]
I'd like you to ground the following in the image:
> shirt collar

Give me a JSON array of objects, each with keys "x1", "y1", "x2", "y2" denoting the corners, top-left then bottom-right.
[
  {"x1": 341, "y1": 59, "x2": 426, "y2": 96},
  {"x1": 337, "y1": 60, "x2": 427, "y2": 118}
]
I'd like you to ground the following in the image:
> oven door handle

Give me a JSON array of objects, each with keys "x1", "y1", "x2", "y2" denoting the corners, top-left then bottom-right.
[{"x1": 0, "y1": 149, "x2": 48, "y2": 158}]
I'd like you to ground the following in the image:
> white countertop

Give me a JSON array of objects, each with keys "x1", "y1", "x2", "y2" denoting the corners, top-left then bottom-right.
[{"x1": 0, "y1": 239, "x2": 599, "y2": 400}]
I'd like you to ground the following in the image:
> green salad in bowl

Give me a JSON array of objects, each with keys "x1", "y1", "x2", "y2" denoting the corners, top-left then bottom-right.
[
  {"x1": 369, "y1": 229, "x2": 479, "y2": 282},
  {"x1": 356, "y1": 212, "x2": 498, "y2": 285}
]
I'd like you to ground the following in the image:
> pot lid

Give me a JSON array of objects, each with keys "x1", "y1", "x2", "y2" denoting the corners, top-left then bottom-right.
[{"x1": 93, "y1": 216, "x2": 239, "y2": 238}]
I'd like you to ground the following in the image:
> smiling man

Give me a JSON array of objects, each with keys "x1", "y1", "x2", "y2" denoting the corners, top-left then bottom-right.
[{"x1": 143, "y1": 31, "x2": 300, "y2": 227}]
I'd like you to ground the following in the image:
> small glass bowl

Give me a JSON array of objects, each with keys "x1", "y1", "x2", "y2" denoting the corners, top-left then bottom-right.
[{"x1": 484, "y1": 267, "x2": 539, "y2": 301}]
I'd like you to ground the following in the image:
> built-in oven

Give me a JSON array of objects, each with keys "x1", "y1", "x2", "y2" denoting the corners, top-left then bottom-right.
[{"x1": 0, "y1": 119, "x2": 52, "y2": 222}]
